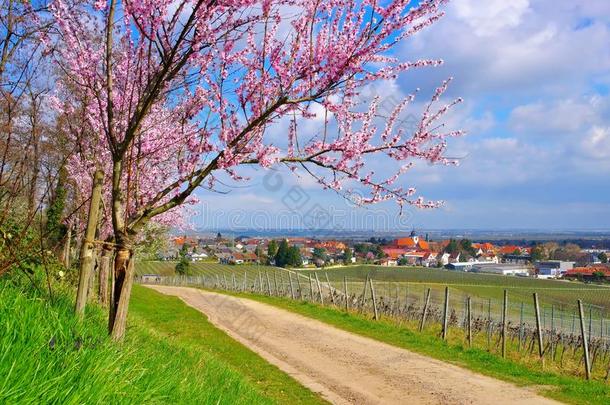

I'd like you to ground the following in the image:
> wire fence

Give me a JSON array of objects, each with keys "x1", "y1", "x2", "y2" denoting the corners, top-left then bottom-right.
[{"x1": 138, "y1": 270, "x2": 610, "y2": 381}]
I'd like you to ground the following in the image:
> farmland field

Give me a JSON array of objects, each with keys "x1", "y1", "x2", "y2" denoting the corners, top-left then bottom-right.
[
  {"x1": 138, "y1": 261, "x2": 610, "y2": 311},
  {"x1": 303, "y1": 265, "x2": 610, "y2": 309},
  {"x1": 299, "y1": 265, "x2": 610, "y2": 337},
  {"x1": 136, "y1": 260, "x2": 282, "y2": 277}
]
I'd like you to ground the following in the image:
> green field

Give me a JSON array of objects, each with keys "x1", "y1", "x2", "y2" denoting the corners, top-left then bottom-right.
[{"x1": 136, "y1": 260, "x2": 282, "y2": 277}]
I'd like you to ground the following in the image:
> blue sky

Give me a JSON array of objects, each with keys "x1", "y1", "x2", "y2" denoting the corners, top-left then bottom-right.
[{"x1": 192, "y1": 0, "x2": 610, "y2": 232}]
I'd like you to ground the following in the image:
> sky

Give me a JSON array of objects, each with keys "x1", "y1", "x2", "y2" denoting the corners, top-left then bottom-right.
[{"x1": 191, "y1": 0, "x2": 610, "y2": 233}]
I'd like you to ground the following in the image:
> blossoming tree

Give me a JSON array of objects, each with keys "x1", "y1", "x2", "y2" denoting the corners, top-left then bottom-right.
[{"x1": 51, "y1": 0, "x2": 462, "y2": 340}]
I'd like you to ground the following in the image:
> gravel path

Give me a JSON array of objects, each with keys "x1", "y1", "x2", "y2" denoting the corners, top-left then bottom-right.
[{"x1": 146, "y1": 285, "x2": 560, "y2": 405}]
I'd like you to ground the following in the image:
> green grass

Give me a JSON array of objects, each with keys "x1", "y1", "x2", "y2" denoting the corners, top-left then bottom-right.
[
  {"x1": 136, "y1": 260, "x2": 283, "y2": 278},
  {"x1": 0, "y1": 279, "x2": 325, "y2": 404},
  {"x1": 214, "y1": 289, "x2": 610, "y2": 405}
]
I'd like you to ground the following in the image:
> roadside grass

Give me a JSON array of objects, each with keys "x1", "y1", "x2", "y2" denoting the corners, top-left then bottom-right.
[
  {"x1": 0, "y1": 279, "x2": 325, "y2": 404},
  {"x1": 212, "y1": 289, "x2": 610, "y2": 405},
  {"x1": 129, "y1": 285, "x2": 326, "y2": 405}
]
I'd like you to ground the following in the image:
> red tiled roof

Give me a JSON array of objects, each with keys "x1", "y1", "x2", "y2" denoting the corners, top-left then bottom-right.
[
  {"x1": 395, "y1": 237, "x2": 430, "y2": 251},
  {"x1": 382, "y1": 247, "x2": 408, "y2": 259},
  {"x1": 499, "y1": 245, "x2": 521, "y2": 255},
  {"x1": 565, "y1": 266, "x2": 610, "y2": 277},
  {"x1": 396, "y1": 237, "x2": 416, "y2": 247}
]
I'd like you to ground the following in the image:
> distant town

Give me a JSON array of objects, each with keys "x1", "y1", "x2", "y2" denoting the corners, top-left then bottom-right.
[{"x1": 157, "y1": 231, "x2": 610, "y2": 282}]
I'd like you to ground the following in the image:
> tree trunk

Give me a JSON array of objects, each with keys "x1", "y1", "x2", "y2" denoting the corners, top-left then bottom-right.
[
  {"x1": 62, "y1": 225, "x2": 72, "y2": 268},
  {"x1": 108, "y1": 247, "x2": 135, "y2": 341},
  {"x1": 98, "y1": 247, "x2": 112, "y2": 308},
  {"x1": 75, "y1": 170, "x2": 104, "y2": 317}
]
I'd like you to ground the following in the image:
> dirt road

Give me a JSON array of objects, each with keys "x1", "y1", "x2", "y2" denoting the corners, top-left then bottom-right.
[{"x1": 146, "y1": 286, "x2": 560, "y2": 405}]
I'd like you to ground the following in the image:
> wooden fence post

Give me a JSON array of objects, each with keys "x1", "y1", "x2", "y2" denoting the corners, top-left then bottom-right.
[
  {"x1": 232, "y1": 274, "x2": 237, "y2": 291},
  {"x1": 442, "y1": 286, "x2": 450, "y2": 340},
  {"x1": 295, "y1": 273, "x2": 302, "y2": 299},
  {"x1": 370, "y1": 278, "x2": 379, "y2": 320},
  {"x1": 502, "y1": 289, "x2": 508, "y2": 358},
  {"x1": 243, "y1": 272, "x2": 247, "y2": 291},
  {"x1": 344, "y1": 276, "x2": 349, "y2": 312},
  {"x1": 288, "y1": 272, "x2": 296, "y2": 300},
  {"x1": 315, "y1": 273, "x2": 324, "y2": 305},
  {"x1": 273, "y1": 272, "x2": 279, "y2": 296},
  {"x1": 360, "y1": 274, "x2": 369, "y2": 309},
  {"x1": 467, "y1": 296, "x2": 472, "y2": 347},
  {"x1": 533, "y1": 293, "x2": 544, "y2": 366},
  {"x1": 308, "y1": 275, "x2": 314, "y2": 301},
  {"x1": 419, "y1": 288, "x2": 431, "y2": 332},
  {"x1": 265, "y1": 271, "x2": 272, "y2": 296},
  {"x1": 325, "y1": 273, "x2": 334, "y2": 305},
  {"x1": 98, "y1": 247, "x2": 111, "y2": 308},
  {"x1": 578, "y1": 299, "x2": 592, "y2": 380}
]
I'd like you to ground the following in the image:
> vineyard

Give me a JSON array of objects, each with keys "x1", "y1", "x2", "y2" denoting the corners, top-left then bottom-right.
[
  {"x1": 137, "y1": 262, "x2": 610, "y2": 382},
  {"x1": 135, "y1": 261, "x2": 282, "y2": 277}
]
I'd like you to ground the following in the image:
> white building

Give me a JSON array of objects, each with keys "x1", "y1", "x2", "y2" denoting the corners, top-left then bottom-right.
[
  {"x1": 534, "y1": 260, "x2": 574, "y2": 279},
  {"x1": 471, "y1": 263, "x2": 529, "y2": 276},
  {"x1": 190, "y1": 252, "x2": 208, "y2": 261}
]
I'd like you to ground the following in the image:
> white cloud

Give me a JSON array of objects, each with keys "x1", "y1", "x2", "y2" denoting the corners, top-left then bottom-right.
[
  {"x1": 452, "y1": 0, "x2": 530, "y2": 36},
  {"x1": 509, "y1": 96, "x2": 605, "y2": 136},
  {"x1": 579, "y1": 126, "x2": 610, "y2": 160}
]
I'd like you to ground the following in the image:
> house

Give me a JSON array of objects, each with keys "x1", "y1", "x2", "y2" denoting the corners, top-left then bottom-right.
[
  {"x1": 379, "y1": 258, "x2": 398, "y2": 266},
  {"x1": 402, "y1": 251, "x2": 427, "y2": 265},
  {"x1": 498, "y1": 245, "x2": 522, "y2": 256},
  {"x1": 190, "y1": 252, "x2": 208, "y2": 261},
  {"x1": 421, "y1": 252, "x2": 438, "y2": 267},
  {"x1": 534, "y1": 260, "x2": 575, "y2": 279},
  {"x1": 478, "y1": 253, "x2": 499, "y2": 263},
  {"x1": 564, "y1": 266, "x2": 610, "y2": 281},
  {"x1": 439, "y1": 252, "x2": 451, "y2": 266},
  {"x1": 472, "y1": 242, "x2": 496, "y2": 255},
  {"x1": 503, "y1": 254, "x2": 531, "y2": 264},
  {"x1": 232, "y1": 252, "x2": 258, "y2": 264},
  {"x1": 448, "y1": 252, "x2": 461, "y2": 263},
  {"x1": 382, "y1": 247, "x2": 409, "y2": 260}
]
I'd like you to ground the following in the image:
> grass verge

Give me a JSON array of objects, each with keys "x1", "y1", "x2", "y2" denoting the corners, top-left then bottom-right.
[
  {"x1": 129, "y1": 285, "x2": 325, "y2": 405},
  {"x1": 213, "y1": 289, "x2": 610, "y2": 405},
  {"x1": 0, "y1": 280, "x2": 325, "y2": 404}
]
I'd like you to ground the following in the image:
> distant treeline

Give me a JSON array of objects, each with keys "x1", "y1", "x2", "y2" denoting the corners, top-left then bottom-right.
[{"x1": 473, "y1": 239, "x2": 610, "y2": 250}]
